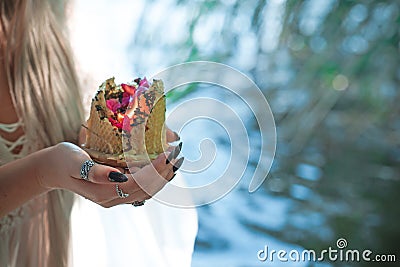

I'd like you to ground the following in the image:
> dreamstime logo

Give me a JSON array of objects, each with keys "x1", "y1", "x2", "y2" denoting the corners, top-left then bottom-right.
[
  {"x1": 257, "y1": 238, "x2": 397, "y2": 263},
  {"x1": 123, "y1": 61, "x2": 276, "y2": 207},
  {"x1": 336, "y1": 238, "x2": 347, "y2": 249}
]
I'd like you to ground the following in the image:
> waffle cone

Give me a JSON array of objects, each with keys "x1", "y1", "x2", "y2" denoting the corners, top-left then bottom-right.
[
  {"x1": 83, "y1": 77, "x2": 166, "y2": 168},
  {"x1": 145, "y1": 85, "x2": 166, "y2": 155}
]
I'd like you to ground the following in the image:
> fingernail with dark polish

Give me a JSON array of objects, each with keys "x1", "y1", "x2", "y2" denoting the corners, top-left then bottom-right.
[
  {"x1": 165, "y1": 148, "x2": 175, "y2": 164},
  {"x1": 173, "y1": 157, "x2": 184, "y2": 172},
  {"x1": 174, "y1": 142, "x2": 182, "y2": 156},
  {"x1": 108, "y1": 171, "x2": 128, "y2": 183},
  {"x1": 174, "y1": 131, "x2": 180, "y2": 141},
  {"x1": 177, "y1": 141, "x2": 183, "y2": 151},
  {"x1": 166, "y1": 142, "x2": 182, "y2": 164}
]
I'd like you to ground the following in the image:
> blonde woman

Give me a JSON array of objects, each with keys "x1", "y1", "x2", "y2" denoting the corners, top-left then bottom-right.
[{"x1": 0, "y1": 0, "x2": 186, "y2": 266}]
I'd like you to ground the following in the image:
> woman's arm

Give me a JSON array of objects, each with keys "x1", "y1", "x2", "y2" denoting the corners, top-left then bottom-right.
[
  {"x1": 0, "y1": 144, "x2": 123, "y2": 217},
  {"x1": 0, "y1": 142, "x2": 182, "y2": 217},
  {"x1": 0, "y1": 147, "x2": 51, "y2": 217}
]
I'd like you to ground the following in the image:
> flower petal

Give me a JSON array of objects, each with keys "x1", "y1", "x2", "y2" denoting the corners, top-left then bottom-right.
[
  {"x1": 121, "y1": 92, "x2": 131, "y2": 107},
  {"x1": 139, "y1": 77, "x2": 150, "y2": 88},
  {"x1": 121, "y1": 83, "x2": 137, "y2": 95},
  {"x1": 122, "y1": 115, "x2": 131, "y2": 132},
  {"x1": 106, "y1": 99, "x2": 121, "y2": 113}
]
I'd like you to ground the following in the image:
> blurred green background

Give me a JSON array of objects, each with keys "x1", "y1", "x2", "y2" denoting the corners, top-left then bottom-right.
[{"x1": 125, "y1": 0, "x2": 400, "y2": 266}]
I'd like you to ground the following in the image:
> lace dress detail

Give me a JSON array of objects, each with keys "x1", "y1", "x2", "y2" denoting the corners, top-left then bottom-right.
[
  {"x1": 0, "y1": 208, "x2": 26, "y2": 234},
  {"x1": 0, "y1": 119, "x2": 27, "y2": 159},
  {"x1": 0, "y1": 119, "x2": 29, "y2": 233}
]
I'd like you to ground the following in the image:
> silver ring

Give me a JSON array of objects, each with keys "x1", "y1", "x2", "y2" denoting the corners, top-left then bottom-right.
[
  {"x1": 80, "y1": 160, "x2": 95, "y2": 181},
  {"x1": 132, "y1": 200, "x2": 146, "y2": 207},
  {"x1": 116, "y1": 184, "x2": 130, "y2": 199}
]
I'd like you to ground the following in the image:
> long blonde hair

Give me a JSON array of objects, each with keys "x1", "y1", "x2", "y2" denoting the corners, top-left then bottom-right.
[
  {"x1": 1, "y1": 0, "x2": 83, "y2": 150},
  {"x1": 1, "y1": 0, "x2": 83, "y2": 266}
]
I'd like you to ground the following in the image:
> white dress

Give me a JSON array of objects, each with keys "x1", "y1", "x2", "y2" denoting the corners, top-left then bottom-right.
[{"x1": 70, "y1": 176, "x2": 198, "y2": 267}]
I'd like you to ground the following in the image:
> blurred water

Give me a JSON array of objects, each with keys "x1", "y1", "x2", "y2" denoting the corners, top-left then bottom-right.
[{"x1": 70, "y1": 0, "x2": 400, "y2": 266}]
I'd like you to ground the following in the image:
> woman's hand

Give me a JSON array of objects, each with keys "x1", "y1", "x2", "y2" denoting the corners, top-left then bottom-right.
[
  {"x1": 0, "y1": 131, "x2": 182, "y2": 216},
  {"x1": 100, "y1": 144, "x2": 184, "y2": 207},
  {"x1": 37, "y1": 142, "x2": 183, "y2": 208}
]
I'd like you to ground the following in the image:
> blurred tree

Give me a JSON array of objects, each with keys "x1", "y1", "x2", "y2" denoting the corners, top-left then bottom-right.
[{"x1": 130, "y1": 0, "x2": 400, "y2": 265}]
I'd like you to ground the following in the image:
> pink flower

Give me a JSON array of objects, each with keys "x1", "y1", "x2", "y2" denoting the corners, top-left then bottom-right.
[
  {"x1": 139, "y1": 77, "x2": 150, "y2": 88},
  {"x1": 108, "y1": 117, "x2": 122, "y2": 129},
  {"x1": 106, "y1": 99, "x2": 121, "y2": 113},
  {"x1": 121, "y1": 83, "x2": 136, "y2": 96},
  {"x1": 122, "y1": 115, "x2": 132, "y2": 132},
  {"x1": 121, "y1": 92, "x2": 131, "y2": 107}
]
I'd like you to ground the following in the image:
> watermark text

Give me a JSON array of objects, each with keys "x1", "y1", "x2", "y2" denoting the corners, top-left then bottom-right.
[{"x1": 257, "y1": 238, "x2": 396, "y2": 263}]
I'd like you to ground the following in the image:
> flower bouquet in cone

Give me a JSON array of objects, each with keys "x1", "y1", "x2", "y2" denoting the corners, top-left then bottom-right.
[{"x1": 82, "y1": 77, "x2": 167, "y2": 168}]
